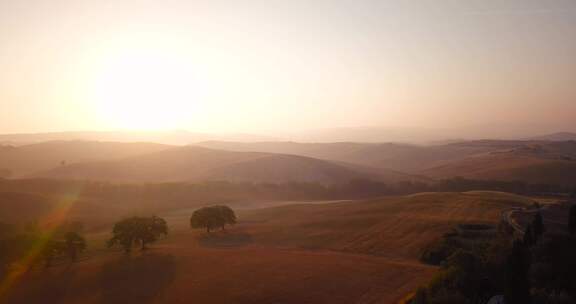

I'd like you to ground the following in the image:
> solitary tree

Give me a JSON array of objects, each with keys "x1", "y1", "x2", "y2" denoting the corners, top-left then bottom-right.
[
  {"x1": 569, "y1": 204, "x2": 576, "y2": 236},
  {"x1": 190, "y1": 205, "x2": 237, "y2": 232},
  {"x1": 108, "y1": 216, "x2": 168, "y2": 253}
]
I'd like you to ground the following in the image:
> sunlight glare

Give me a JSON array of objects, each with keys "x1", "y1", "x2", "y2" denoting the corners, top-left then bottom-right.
[{"x1": 91, "y1": 50, "x2": 209, "y2": 130}]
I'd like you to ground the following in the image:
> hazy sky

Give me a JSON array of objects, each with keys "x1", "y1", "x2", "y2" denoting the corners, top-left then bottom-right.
[{"x1": 1, "y1": 0, "x2": 575, "y2": 135}]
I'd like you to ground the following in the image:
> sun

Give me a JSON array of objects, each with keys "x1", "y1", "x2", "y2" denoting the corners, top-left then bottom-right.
[{"x1": 89, "y1": 51, "x2": 209, "y2": 130}]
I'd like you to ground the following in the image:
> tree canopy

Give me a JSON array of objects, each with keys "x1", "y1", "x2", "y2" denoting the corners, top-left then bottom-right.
[
  {"x1": 190, "y1": 205, "x2": 236, "y2": 232},
  {"x1": 108, "y1": 216, "x2": 168, "y2": 253}
]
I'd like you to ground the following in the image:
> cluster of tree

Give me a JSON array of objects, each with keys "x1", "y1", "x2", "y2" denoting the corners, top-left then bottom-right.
[
  {"x1": 190, "y1": 205, "x2": 236, "y2": 232},
  {"x1": 106, "y1": 205, "x2": 238, "y2": 253},
  {"x1": 413, "y1": 205, "x2": 576, "y2": 304},
  {"x1": 0, "y1": 222, "x2": 86, "y2": 272},
  {"x1": 107, "y1": 216, "x2": 168, "y2": 253},
  {"x1": 2, "y1": 205, "x2": 239, "y2": 275}
]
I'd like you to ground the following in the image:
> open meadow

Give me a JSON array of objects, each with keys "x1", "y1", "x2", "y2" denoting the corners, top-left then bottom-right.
[{"x1": 3, "y1": 191, "x2": 534, "y2": 304}]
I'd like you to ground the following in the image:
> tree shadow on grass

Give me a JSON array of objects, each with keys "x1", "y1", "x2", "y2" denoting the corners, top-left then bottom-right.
[
  {"x1": 196, "y1": 231, "x2": 253, "y2": 248},
  {"x1": 5, "y1": 267, "x2": 78, "y2": 304},
  {"x1": 98, "y1": 253, "x2": 176, "y2": 304}
]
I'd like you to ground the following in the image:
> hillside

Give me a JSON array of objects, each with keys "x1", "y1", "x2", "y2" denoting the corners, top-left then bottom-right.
[
  {"x1": 197, "y1": 140, "x2": 524, "y2": 172},
  {"x1": 424, "y1": 142, "x2": 576, "y2": 185},
  {"x1": 0, "y1": 141, "x2": 171, "y2": 177},
  {"x1": 4, "y1": 191, "x2": 532, "y2": 304},
  {"x1": 199, "y1": 140, "x2": 576, "y2": 185},
  {"x1": 527, "y1": 132, "x2": 576, "y2": 141},
  {"x1": 237, "y1": 191, "x2": 533, "y2": 258},
  {"x1": 34, "y1": 146, "x2": 419, "y2": 184}
]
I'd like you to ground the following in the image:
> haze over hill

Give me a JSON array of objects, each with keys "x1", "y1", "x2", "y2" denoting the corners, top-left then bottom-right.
[
  {"x1": 2, "y1": 128, "x2": 576, "y2": 146},
  {"x1": 526, "y1": 132, "x2": 576, "y2": 142},
  {"x1": 199, "y1": 139, "x2": 576, "y2": 186},
  {"x1": 0, "y1": 141, "x2": 171, "y2": 177},
  {"x1": 423, "y1": 141, "x2": 576, "y2": 185},
  {"x1": 3, "y1": 138, "x2": 576, "y2": 185},
  {"x1": 2, "y1": 0, "x2": 576, "y2": 303},
  {"x1": 32, "y1": 145, "x2": 419, "y2": 184},
  {"x1": 0, "y1": 130, "x2": 277, "y2": 146}
]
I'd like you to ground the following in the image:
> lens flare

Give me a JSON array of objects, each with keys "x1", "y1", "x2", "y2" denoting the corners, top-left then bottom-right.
[{"x1": 0, "y1": 188, "x2": 81, "y2": 301}]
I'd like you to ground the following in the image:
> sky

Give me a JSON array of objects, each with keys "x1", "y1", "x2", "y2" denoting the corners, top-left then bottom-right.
[{"x1": 1, "y1": 0, "x2": 575, "y2": 136}]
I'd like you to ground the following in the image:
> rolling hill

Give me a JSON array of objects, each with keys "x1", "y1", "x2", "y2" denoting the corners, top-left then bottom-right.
[
  {"x1": 0, "y1": 141, "x2": 172, "y2": 177},
  {"x1": 423, "y1": 141, "x2": 576, "y2": 185},
  {"x1": 237, "y1": 191, "x2": 534, "y2": 258},
  {"x1": 34, "y1": 146, "x2": 420, "y2": 184},
  {"x1": 4, "y1": 191, "x2": 532, "y2": 304},
  {"x1": 424, "y1": 153, "x2": 576, "y2": 185},
  {"x1": 196, "y1": 140, "x2": 525, "y2": 172},
  {"x1": 199, "y1": 140, "x2": 576, "y2": 185},
  {"x1": 526, "y1": 132, "x2": 576, "y2": 141}
]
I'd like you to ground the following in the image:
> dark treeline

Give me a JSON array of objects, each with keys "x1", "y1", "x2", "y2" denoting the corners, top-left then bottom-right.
[
  {"x1": 414, "y1": 207, "x2": 576, "y2": 304},
  {"x1": 0, "y1": 177, "x2": 573, "y2": 205}
]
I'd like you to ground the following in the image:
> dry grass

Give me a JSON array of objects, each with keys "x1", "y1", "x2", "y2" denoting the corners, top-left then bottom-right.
[{"x1": 5, "y1": 191, "x2": 532, "y2": 304}]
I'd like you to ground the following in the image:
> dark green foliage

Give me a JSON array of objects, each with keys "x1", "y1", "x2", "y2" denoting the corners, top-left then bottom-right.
[
  {"x1": 444, "y1": 250, "x2": 488, "y2": 300},
  {"x1": 418, "y1": 204, "x2": 576, "y2": 303},
  {"x1": 523, "y1": 224, "x2": 535, "y2": 247},
  {"x1": 108, "y1": 216, "x2": 168, "y2": 253},
  {"x1": 532, "y1": 212, "x2": 545, "y2": 242},
  {"x1": 420, "y1": 224, "x2": 495, "y2": 266},
  {"x1": 419, "y1": 224, "x2": 505, "y2": 303},
  {"x1": 531, "y1": 233, "x2": 576, "y2": 293},
  {"x1": 569, "y1": 205, "x2": 576, "y2": 236},
  {"x1": 190, "y1": 205, "x2": 237, "y2": 232},
  {"x1": 504, "y1": 240, "x2": 531, "y2": 304}
]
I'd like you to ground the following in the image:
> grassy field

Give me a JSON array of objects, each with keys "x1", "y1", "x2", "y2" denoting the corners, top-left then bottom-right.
[{"x1": 5, "y1": 191, "x2": 534, "y2": 304}]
